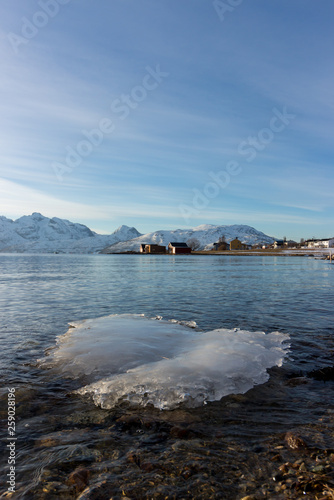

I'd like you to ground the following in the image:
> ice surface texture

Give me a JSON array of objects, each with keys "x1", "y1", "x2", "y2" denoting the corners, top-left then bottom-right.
[{"x1": 39, "y1": 314, "x2": 289, "y2": 410}]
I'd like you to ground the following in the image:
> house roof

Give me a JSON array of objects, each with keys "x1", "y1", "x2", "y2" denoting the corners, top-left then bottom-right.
[
  {"x1": 169, "y1": 242, "x2": 189, "y2": 248},
  {"x1": 305, "y1": 238, "x2": 334, "y2": 243}
]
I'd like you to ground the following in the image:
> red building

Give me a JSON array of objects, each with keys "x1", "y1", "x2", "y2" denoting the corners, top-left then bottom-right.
[{"x1": 168, "y1": 242, "x2": 192, "y2": 254}]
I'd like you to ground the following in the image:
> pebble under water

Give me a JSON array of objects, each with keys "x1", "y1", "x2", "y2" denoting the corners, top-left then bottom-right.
[{"x1": 0, "y1": 254, "x2": 334, "y2": 499}]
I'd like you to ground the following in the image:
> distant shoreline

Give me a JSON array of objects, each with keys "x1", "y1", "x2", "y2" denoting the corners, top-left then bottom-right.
[
  {"x1": 104, "y1": 249, "x2": 332, "y2": 258},
  {"x1": 194, "y1": 249, "x2": 332, "y2": 257}
]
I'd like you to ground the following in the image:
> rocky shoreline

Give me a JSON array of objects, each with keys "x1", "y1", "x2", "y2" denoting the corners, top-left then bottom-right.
[{"x1": 4, "y1": 372, "x2": 334, "y2": 500}]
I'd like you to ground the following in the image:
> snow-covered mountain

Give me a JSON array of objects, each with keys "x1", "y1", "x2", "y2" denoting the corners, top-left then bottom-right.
[
  {"x1": 0, "y1": 213, "x2": 141, "y2": 253},
  {"x1": 102, "y1": 224, "x2": 274, "y2": 253},
  {"x1": 0, "y1": 214, "x2": 274, "y2": 253}
]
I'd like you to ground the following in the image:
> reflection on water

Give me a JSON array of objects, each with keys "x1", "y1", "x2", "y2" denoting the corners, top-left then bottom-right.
[{"x1": 0, "y1": 254, "x2": 334, "y2": 498}]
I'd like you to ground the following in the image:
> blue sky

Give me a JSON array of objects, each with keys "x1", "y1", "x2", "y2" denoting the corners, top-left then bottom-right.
[{"x1": 0, "y1": 0, "x2": 333, "y2": 240}]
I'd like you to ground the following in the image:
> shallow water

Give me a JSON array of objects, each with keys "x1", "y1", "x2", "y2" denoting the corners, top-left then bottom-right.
[
  {"x1": 39, "y1": 314, "x2": 289, "y2": 410},
  {"x1": 0, "y1": 254, "x2": 334, "y2": 499}
]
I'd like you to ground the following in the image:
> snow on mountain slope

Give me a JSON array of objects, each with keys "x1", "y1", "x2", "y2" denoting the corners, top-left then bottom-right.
[
  {"x1": 0, "y1": 214, "x2": 141, "y2": 253},
  {"x1": 14, "y1": 212, "x2": 94, "y2": 241},
  {"x1": 66, "y1": 225, "x2": 141, "y2": 254},
  {"x1": 102, "y1": 224, "x2": 274, "y2": 253},
  {"x1": 0, "y1": 214, "x2": 274, "y2": 254}
]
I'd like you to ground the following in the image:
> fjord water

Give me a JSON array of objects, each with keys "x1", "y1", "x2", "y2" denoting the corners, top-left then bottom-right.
[{"x1": 0, "y1": 254, "x2": 333, "y2": 499}]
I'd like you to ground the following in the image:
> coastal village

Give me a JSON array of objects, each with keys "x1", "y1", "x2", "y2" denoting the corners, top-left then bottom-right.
[
  {"x1": 0, "y1": 213, "x2": 333, "y2": 257},
  {"x1": 139, "y1": 236, "x2": 334, "y2": 255}
]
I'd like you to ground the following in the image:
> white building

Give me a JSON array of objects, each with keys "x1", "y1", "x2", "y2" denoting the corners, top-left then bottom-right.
[
  {"x1": 273, "y1": 240, "x2": 284, "y2": 248},
  {"x1": 307, "y1": 238, "x2": 334, "y2": 248}
]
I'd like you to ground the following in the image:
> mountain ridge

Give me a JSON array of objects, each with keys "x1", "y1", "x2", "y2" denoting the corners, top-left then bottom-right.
[
  {"x1": 0, "y1": 213, "x2": 141, "y2": 253},
  {"x1": 0, "y1": 213, "x2": 274, "y2": 253},
  {"x1": 102, "y1": 224, "x2": 275, "y2": 253}
]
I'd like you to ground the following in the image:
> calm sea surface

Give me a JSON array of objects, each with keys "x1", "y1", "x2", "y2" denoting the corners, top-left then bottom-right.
[{"x1": 0, "y1": 254, "x2": 333, "y2": 499}]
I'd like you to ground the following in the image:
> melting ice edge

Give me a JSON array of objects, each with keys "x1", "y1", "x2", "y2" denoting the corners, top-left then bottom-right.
[{"x1": 39, "y1": 314, "x2": 290, "y2": 410}]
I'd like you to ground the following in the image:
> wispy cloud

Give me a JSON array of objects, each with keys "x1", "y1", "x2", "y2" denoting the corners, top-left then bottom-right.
[
  {"x1": 0, "y1": 178, "x2": 115, "y2": 222},
  {"x1": 0, "y1": 1, "x2": 333, "y2": 240}
]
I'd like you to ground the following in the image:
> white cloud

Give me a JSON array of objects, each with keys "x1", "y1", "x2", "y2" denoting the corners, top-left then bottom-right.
[
  {"x1": 0, "y1": 178, "x2": 189, "y2": 224},
  {"x1": 0, "y1": 178, "x2": 114, "y2": 221}
]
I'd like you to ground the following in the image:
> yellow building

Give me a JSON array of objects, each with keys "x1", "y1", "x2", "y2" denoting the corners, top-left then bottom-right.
[
  {"x1": 144, "y1": 244, "x2": 166, "y2": 254},
  {"x1": 230, "y1": 238, "x2": 247, "y2": 250}
]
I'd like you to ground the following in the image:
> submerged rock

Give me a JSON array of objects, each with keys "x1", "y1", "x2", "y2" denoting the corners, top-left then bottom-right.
[
  {"x1": 67, "y1": 467, "x2": 90, "y2": 493},
  {"x1": 285, "y1": 432, "x2": 308, "y2": 450},
  {"x1": 76, "y1": 477, "x2": 114, "y2": 500},
  {"x1": 308, "y1": 366, "x2": 334, "y2": 382}
]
